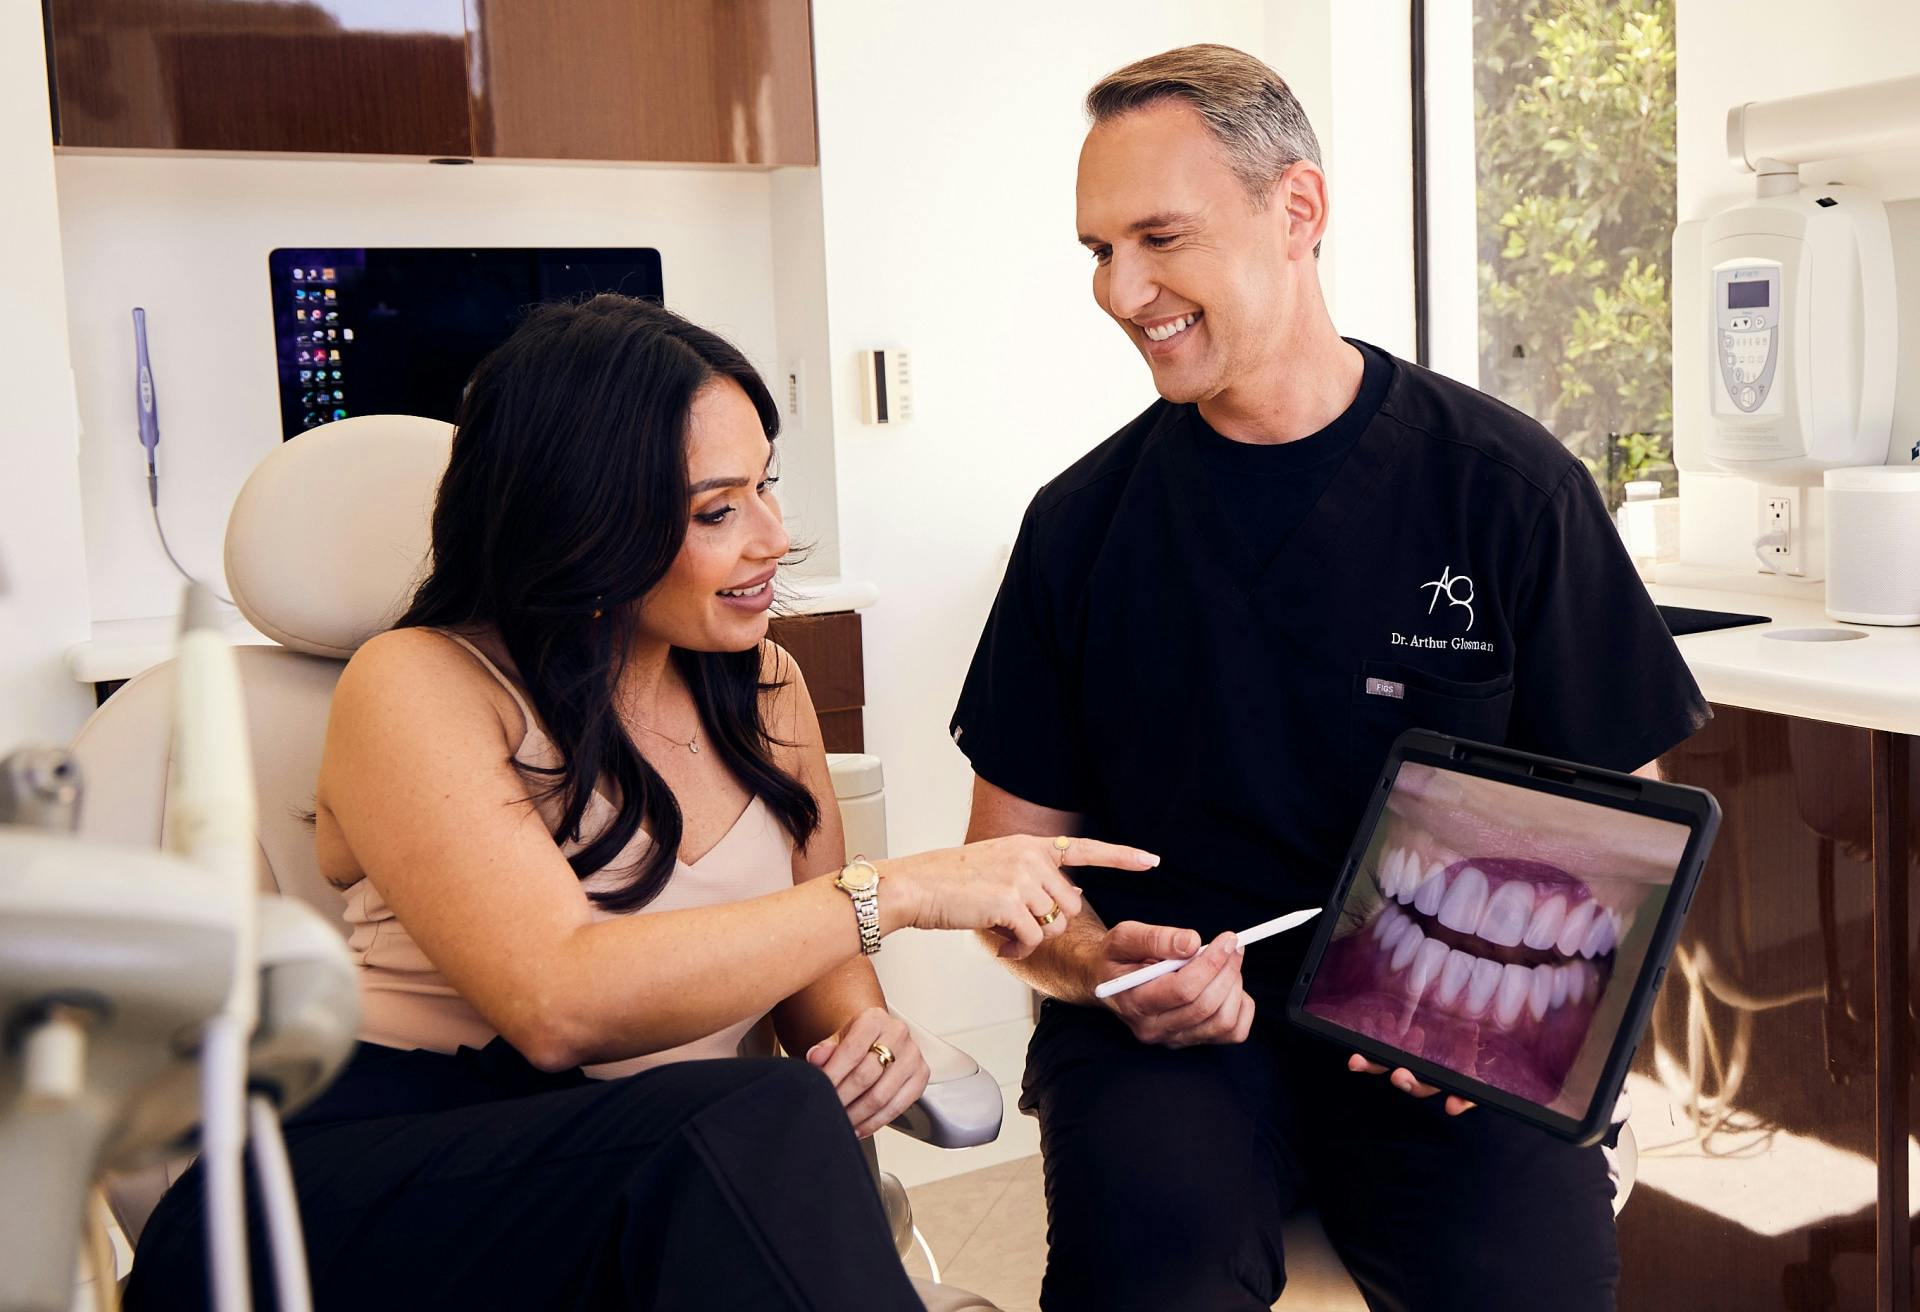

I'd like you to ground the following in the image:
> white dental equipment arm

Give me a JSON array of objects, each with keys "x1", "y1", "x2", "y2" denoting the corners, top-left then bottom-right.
[
  {"x1": 0, "y1": 585, "x2": 355, "y2": 1312},
  {"x1": 169, "y1": 584, "x2": 261, "y2": 1312}
]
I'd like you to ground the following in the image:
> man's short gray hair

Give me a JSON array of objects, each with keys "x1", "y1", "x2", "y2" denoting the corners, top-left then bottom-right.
[{"x1": 1085, "y1": 44, "x2": 1324, "y2": 213}]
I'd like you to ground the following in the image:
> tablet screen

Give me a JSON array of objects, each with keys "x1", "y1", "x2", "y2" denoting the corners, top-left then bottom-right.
[{"x1": 1299, "y1": 759, "x2": 1691, "y2": 1120}]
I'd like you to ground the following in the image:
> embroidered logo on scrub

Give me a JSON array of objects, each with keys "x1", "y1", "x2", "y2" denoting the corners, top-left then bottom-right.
[{"x1": 1419, "y1": 566, "x2": 1476, "y2": 632}]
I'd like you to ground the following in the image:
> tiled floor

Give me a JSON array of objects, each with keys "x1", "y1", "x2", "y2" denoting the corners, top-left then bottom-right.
[{"x1": 901, "y1": 1155, "x2": 1048, "y2": 1311}]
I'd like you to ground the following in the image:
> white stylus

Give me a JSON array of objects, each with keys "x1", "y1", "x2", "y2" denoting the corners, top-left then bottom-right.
[{"x1": 1093, "y1": 907, "x2": 1323, "y2": 999}]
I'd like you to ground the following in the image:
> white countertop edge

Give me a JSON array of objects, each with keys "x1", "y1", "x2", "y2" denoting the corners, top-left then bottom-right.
[
  {"x1": 67, "y1": 575, "x2": 878, "y2": 684},
  {"x1": 1647, "y1": 580, "x2": 1920, "y2": 736},
  {"x1": 1684, "y1": 667, "x2": 1920, "y2": 737},
  {"x1": 778, "y1": 576, "x2": 880, "y2": 616}
]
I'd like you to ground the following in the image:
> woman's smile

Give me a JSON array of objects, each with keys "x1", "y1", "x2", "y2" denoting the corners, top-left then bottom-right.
[{"x1": 716, "y1": 568, "x2": 777, "y2": 613}]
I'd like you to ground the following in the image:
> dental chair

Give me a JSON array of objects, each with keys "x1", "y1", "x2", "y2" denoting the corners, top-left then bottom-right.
[{"x1": 69, "y1": 414, "x2": 1002, "y2": 1311}]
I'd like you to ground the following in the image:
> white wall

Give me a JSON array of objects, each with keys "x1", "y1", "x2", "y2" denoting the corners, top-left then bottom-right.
[
  {"x1": 1671, "y1": 0, "x2": 1920, "y2": 576},
  {"x1": 0, "y1": 8, "x2": 94, "y2": 748},
  {"x1": 1321, "y1": 0, "x2": 1418, "y2": 358},
  {"x1": 1260, "y1": 0, "x2": 1419, "y2": 359},
  {"x1": 54, "y1": 156, "x2": 830, "y2": 621},
  {"x1": 1419, "y1": 0, "x2": 1481, "y2": 387},
  {"x1": 808, "y1": 1, "x2": 1360, "y2": 1032},
  {"x1": 768, "y1": 167, "x2": 841, "y2": 573}
]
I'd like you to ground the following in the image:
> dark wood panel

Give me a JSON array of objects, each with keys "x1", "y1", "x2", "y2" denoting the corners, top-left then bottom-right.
[
  {"x1": 1621, "y1": 706, "x2": 1883, "y2": 1310},
  {"x1": 467, "y1": 0, "x2": 816, "y2": 164},
  {"x1": 814, "y1": 708, "x2": 863, "y2": 756},
  {"x1": 1873, "y1": 731, "x2": 1911, "y2": 1311},
  {"x1": 767, "y1": 611, "x2": 862, "y2": 714},
  {"x1": 1908, "y1": 733, "x2": 1920, "y2": 1304},
  {"x1": 46, "y1": 0, "x2": 469, "y2": 155}
]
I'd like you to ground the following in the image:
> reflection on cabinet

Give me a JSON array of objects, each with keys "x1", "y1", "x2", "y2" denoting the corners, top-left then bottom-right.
[
  {"x1": 44, "y1": 0, "x2": 818, "y2": 165},
  {"x1": 468, "y1": 0, "x2": 817, "y2": 165},
  {"x1": 44, "y1": 1, "x2": 470, "y2": 155},
  {"x1": 1619, "y1": 705, "x2": 1915, "y2": 1311}
]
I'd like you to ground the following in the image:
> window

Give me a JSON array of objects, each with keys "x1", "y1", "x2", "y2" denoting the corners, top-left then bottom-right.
[{"x1": 1434, "y1": 1, "x2": 1678, "y2": 508}]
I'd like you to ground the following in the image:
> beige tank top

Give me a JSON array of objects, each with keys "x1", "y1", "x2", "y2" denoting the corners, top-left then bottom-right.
[{"x1": 338, "y1": 630, "x2": 796, "y2": 1079}]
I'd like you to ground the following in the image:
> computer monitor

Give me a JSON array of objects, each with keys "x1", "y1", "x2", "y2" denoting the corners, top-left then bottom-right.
[{"x1": 267, "y1": 246, "x2": 664, "y2": 440}]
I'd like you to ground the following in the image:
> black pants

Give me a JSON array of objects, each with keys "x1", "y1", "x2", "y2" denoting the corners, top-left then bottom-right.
[
  {"x1": 1022, "y1": 1001, "x2": 1620, "y2": 1312},
  {"x1": 124, "y1": 1041, "x2": 922, "y2": 1311}
]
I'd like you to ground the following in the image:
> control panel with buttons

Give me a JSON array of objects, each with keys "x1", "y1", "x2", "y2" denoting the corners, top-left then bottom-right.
[{"x1": 1712, "y1": 264, "x2": 1781, "y2": 416}]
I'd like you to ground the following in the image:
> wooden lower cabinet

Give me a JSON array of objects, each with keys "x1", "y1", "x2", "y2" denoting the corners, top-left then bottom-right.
[
  {"x1": 1619, "y1": 704, "x2": 1915, "y2": 1310},
  {"x1": 766, "y1": 609, "x2": 863, "y2": 754}
]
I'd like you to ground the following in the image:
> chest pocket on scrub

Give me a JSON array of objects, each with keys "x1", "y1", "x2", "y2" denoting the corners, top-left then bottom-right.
[{"x1": 1347, "y1": 658, "x2": 1515, "y2": 796}]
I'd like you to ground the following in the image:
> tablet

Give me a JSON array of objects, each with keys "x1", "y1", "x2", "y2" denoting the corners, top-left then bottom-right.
[{"x1": 1287, "y1": 729, "x2": 1719, "y2": 1146}]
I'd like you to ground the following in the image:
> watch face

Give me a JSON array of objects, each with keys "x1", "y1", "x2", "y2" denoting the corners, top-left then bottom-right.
[{"x1": 841, "y1": 864, "x2": 879, "y2": 892}]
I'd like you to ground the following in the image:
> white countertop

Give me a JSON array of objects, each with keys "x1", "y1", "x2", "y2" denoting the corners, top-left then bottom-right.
[
  {"x1": 1647, "y1": 579, "x2": 1920, "y2": 735},
  {"x1": 65, "y1": 574, "x2": 880, "y2": 686}
]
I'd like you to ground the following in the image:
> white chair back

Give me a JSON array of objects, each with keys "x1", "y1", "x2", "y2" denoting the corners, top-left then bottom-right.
[
  {"x1": 68, "y1": 416, "x2": 450, "y2": 1245},
  {"x1": 71, "y1": 416, "x2": 453, "y2": 922}
]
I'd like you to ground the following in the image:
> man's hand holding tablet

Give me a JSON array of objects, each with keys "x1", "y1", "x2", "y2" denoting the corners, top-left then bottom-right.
[{"x1": 1346, "y1": 1053, "x2": 1477, "y2": 1116}]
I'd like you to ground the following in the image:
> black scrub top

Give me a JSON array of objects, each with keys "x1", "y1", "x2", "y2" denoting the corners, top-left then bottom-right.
[{"x1": 949, "y1": 343, "x2": 1709, "y2": 998}]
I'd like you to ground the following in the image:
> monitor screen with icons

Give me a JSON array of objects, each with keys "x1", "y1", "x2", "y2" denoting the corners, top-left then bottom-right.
[{"x1": 268, "y1": 247, "x2": 663, "y2": 440}]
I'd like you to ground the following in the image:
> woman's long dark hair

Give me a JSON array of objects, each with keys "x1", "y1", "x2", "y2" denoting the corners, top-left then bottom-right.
[{"x1": 395, "y1": 294, "x2": 820, "y2": 911}]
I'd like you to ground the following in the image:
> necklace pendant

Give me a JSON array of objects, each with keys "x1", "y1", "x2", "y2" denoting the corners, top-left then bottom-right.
[{"x1": 688, "y1": 740, "x2": 700, "y2": 754}]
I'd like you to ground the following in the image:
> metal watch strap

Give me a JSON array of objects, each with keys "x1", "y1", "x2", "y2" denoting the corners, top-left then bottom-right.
[
  {"x1": 841, "y1": 858, "x2": 882, "y2": 956},
  {"x1": 853, "y1": 886, "x2": 881, "y2": 955}
]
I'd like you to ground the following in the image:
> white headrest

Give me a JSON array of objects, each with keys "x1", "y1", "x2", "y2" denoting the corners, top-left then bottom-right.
[{"x1": 225, "y1": 415, "x2": 453, "y2": 658}]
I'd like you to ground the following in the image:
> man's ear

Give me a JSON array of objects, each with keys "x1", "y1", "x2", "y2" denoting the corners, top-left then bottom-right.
[{"x1": 1273, "y1": 160, "x2": 1329, "y2": 262}]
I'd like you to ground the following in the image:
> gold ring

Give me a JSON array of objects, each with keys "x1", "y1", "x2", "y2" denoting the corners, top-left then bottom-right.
[
  {"x1": 1053, "y1": 835, "x2": 1072, "y2": 867},
  {"x1": 869, "y1": 1041, "x2": 894, "y2": 1068},
  {"x1": 1036, "y1": 902, "x2": 1061, "y2": 927}
]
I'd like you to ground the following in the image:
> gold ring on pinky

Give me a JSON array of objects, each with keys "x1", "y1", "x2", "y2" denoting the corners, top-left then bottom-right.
[
  {"x1": 1053, "y1": 835, "x2": 1072, "y2": 866},
  {"x1": 869, "y1": 1041, "x2": 894, "y2": 1068},
  {"x1": 1036, "y1": 903, "x2": 1062, "y2": 927}
]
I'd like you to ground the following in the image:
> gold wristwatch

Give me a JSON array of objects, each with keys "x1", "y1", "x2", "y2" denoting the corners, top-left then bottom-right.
[{"x1": 834, "y1": 857, "x2": 882, "y2": 955}]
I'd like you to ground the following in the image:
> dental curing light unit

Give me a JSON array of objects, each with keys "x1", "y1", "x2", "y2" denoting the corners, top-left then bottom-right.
[{"x1": 1682, "y1": 75, "x2": 1918, "y2": 487}]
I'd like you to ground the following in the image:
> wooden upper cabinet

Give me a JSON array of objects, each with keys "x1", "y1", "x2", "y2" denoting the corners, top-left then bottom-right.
[
  {"x1": 43, "y1": 0, "x2": 817, "y2": 165},
  {"x1": 44, "y1": 1, "x2": 471, "y2": 155},
  {"x1": 466, "y1": 0, "x2": 818, "y2": 166}
]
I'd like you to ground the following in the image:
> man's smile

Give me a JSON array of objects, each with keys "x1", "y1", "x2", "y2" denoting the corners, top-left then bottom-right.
[{"x1": 1139, "y1": 310, "x2": 1201, "y2": 342}]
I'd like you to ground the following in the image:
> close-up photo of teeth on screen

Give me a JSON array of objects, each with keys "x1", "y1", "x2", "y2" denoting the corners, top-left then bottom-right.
[{"x1": 1302, "y1": 761, "x2": 1690, "y2": 1117}]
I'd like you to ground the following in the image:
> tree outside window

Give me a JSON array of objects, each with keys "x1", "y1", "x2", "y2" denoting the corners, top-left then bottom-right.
[{"x1": 1473, "y1": 0, "x2": 1677, "y2": 508}]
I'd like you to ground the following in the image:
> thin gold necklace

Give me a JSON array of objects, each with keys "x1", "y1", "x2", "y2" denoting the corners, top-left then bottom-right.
[{"x1": 634, "y1": 719, "x2": 700, "y2": 754}]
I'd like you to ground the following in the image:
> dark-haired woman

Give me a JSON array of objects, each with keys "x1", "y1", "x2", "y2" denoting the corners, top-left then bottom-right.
[{"x1": 124, "y1": 295, "x2": 1156, "y2": 1311}]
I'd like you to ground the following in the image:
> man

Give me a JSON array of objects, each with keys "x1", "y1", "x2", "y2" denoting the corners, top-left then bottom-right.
[{"x1": 950, "y1": 44, "x2": 1707, "y2": 1312}]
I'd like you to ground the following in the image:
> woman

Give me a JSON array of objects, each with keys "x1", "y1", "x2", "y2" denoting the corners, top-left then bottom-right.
[{"x1": 126, "y1": 295, "x2": 1155, "y2": 1310}]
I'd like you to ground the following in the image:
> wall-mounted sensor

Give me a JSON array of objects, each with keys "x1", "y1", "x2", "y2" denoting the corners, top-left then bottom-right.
[{"x1": 859, "y1": 348, "x2": 912, "y2": 425}]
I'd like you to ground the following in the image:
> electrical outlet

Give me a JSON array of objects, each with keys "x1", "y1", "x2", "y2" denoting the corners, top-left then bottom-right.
[{"x1": 1757, "y1": 486, "x2": 1804, "y2": 575}]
